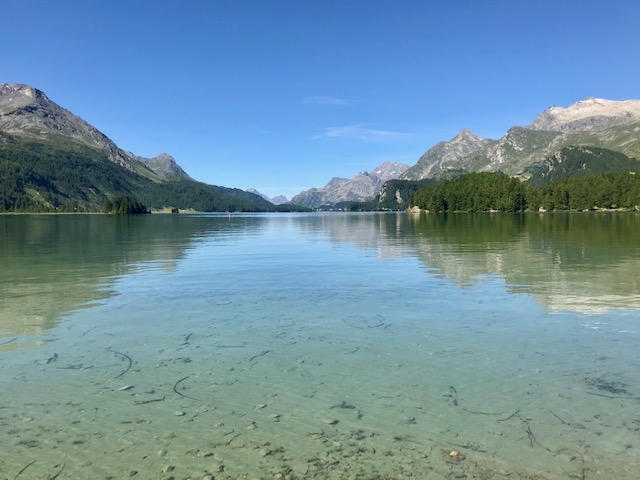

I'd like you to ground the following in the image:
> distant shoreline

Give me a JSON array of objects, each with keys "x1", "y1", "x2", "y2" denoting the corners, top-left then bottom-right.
[{"x1": 2, "y1": 208, "x2": 639, "y2": 216}]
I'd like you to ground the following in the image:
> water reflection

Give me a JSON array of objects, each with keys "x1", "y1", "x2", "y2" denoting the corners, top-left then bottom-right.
[
  {"x1": 302, "y1": 212, "x2": 640, "y2": 313},
  {"x1": 404, "y1": 212, "x2": 640, "y2": 313},
  {"x1": 0, "y1": 214, "x2": 240, "y2": 336},
  {"x1": 2, "y1": 212, "x2": 638, "y2": 341}
]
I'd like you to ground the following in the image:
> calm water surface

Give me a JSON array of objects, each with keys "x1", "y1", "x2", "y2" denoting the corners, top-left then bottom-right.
[{"x1": 1, "y1": 212, "x2": 639, "y2": 479}]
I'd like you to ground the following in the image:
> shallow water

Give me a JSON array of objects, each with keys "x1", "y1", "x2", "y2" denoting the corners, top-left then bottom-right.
[{"x1": 1, "y1": 212, "x2": 639, "y2": 479}]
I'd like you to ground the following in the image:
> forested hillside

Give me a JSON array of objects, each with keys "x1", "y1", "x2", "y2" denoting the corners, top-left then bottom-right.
[
  {"x1": 411, "y1": 172, "x2": 640, "y2": 212},
  {"x1": 412, "y1": 173, "x2": 526, "y2": 212},
  {"x1": 523, "y1": 146, "x2": 639, "y2": 187}
]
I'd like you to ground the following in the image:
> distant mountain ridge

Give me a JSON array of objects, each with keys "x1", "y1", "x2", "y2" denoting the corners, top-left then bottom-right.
[
  {"x1": 291, "y1": 161, "x2": 409, "y2": 208},
  {"x1": 246, "y1": 188, "x2": 289, "y2": 205}
]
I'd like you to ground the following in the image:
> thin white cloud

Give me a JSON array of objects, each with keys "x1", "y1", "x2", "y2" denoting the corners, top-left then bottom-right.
[
  {"x1": 302, "y1": 96, "x2": 350, "y2": 106},
  {"x1": 315, "y1": 124, "x2": 413, "y2": 142}
]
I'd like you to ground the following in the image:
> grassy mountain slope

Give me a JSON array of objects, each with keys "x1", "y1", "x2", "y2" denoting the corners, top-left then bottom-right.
[{"x1": 0, "y1": 135, "x2": 282, "y2": 212}]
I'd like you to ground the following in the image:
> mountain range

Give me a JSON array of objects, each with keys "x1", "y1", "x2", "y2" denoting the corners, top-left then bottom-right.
[
  {"x1": 290, "y1": 162, "x2": 409, "y2": 208},
  {"x1": 402, "y1": 97, "x2": 640, "y2": 183},
  {"x1": 288, "y1": 97, "x2": 640, "y2": 208},
  {"x1": 1, "y1": 83, "x2": 639, "y2": 212}
]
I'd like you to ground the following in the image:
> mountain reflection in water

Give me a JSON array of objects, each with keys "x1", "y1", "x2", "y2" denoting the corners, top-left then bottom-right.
[
  {"x1": 302, "y1": 212, "x2": 640, "y2": 314},
  {"x1": 1, "y1": 212, "x2": 638, "y2": 341}
]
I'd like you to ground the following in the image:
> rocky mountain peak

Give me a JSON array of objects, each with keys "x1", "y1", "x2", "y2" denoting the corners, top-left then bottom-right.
[
  {"x1": 291, "y1": 162, "x2": 409, "y2": 208},
  {"x1": 0, "y1": 84, "x2": 41, "y2": 113},
  {"x1": 401, "y1": 129, "x2": 494, "y2": 180},
  {"x1": 452, "y1": 128, "x2": 480, "y2": 142},
  {"x1": 529, "y1": 97, "x2": 640, "y2": 132},
  {"x1": 3, "y1": 83, "x2": 55, "y2": 110},
  {"x1": 270, "y1": 195, "x2": 289, "y2": 205},
  {"x1": 371, "y1": 161, "x2": 410, "y2": 182},
  {"x1": 245, "y1": 188, "x2": 289, "y2": 205},
  {"x1": 0, "y1": 83, "x2": 139, "y2": 171},
  {"x1": 448, "y1": 129, "x2": 489, "y2": 149},
  {"x1": 135, "y1": 152, "x2": 192, "y2": 180},
  {"x1": 0, "y1": 83, "x2": 71, "y2": 120},
  {"x1": 155, "y1": 153, "x2": 174, "y2": 161},
  {"x1": 0, "y1": 84, "x2": 190, "y2": 179}
]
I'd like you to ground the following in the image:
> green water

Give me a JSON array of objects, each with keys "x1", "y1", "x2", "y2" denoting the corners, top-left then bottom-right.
[{"x1": 1, "y1": 212, "x2": 639, "y2": 479}]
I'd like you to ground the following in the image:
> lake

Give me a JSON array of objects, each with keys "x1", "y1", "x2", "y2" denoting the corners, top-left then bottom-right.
[{"x1": 1, "y1": 212, "x2": 639, "y2": 479}]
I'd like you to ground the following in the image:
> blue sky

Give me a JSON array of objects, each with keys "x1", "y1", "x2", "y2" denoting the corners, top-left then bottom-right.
[{"x1": 3, "y1": 0, "x2": 640, "y2": 199}]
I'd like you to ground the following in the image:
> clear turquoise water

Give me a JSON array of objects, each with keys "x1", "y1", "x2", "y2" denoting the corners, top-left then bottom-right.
[{"x1": 1, "y1": 212, "x2": 639, "y2": 479}]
